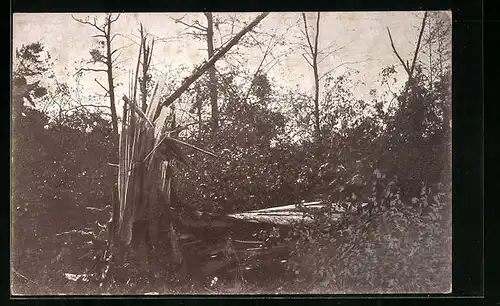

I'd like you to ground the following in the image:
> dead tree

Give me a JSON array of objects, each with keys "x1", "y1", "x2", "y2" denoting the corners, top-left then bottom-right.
[
  {"x1": 300, "y1": 13, "x2": 359, "y2": 145},
  {"x1": 72, "y1": 13, "x2": 122, "y2": 146},
  {"x1": 301, "y1": 12, "x2": 322, "y2": 144},
  {"x1": 386, "y1": 11, "x2": 428, "y2": 86}
]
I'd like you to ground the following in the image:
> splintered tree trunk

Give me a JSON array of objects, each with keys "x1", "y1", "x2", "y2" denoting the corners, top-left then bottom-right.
[{"x1": 205, "y1": 12, "x2": 219, "y2": 134}]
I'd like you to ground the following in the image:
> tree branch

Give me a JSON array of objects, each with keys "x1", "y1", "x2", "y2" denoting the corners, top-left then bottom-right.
[
  {"x1": 318, "y1": 60, "x2": 369, "y2": 81},
  {"x1": 317, "y1": 45, "x2": 347, "y2": 64},
  {"x1": 314, "y1": 12, "x2": 320, "y2": 59},
  {"x1": 301, "y1": 13, "x2": 315, "y2": 56},
  {"x1": 94, "y1": 78, "x2": 110, "y2": 93},
  {"x1": 172, "y1": 16, "x2": 208, "y2": 32},
  {"x1": 110, "y1": 33, "x2": 120, "y2": 43},
  {"x1": 72, "y1": 15, "x2": 106, "y2": 35},
  {"x1": 63, "y1": 104, "x2": 112, "y2": 113},
  {"x1": 108, "y1": 13, "x2": 121, "y2": 24},
  {"x1": 243, "y1": 34, "x2": 277, "y2": 102},
  {"x1": 387, "y1": 27, "x2": 411, "y2": 76},
  {"x1": 74, "y1": 67, "x2": 108, "y2": 76},
  {"x1": 302, "y1": 53, "x2": 313, "y2": 67},
  {"x1": 409, "y1": 11, "x2": 429, "y2": 78}
]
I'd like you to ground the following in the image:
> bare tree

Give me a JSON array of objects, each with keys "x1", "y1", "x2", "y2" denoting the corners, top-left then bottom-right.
[
  {"x1": 172, "y1": 13, "x2": 219, "y2": 134},
  {"x1": 301, "y1": 12, "x2": 322, "y2": 143},
  {"x1": 386, "y1": 11, "x2": 428, "y2": 86},
  {"x1": 72, "y1": 13, "x2": 122, "y2": 145}
]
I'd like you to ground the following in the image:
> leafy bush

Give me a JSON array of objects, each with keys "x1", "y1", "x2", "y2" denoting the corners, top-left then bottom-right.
[
  {"x1": 285, "y1": 170, "x2": 451, "y2": 293},
  {"x1": 11, "y1": 107, "x2": 116, "y2": 294}
]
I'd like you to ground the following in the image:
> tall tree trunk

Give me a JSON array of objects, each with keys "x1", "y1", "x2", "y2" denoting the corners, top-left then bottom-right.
[
  {"x1": 312, "y1": 13, "x2": 321, "y2": 144},
  {"x1": 302, "y1": 12, "x2": 322, "y2": 144},
  {"x1": 106, "y1": 16, "x2": 119, "y2": 149},
  {"x1": 428, "y1": 17, "x2": 433, "y2": 90},
  {"x1": 313, "y1": 53, "x2": 320, "y2": 144},
  {"x1": 205, "y1": 12, "x2": 218, "y2": 134}
]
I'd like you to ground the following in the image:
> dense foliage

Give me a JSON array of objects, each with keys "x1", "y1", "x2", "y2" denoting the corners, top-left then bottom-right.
[{"x1": 12, "y1": 107, "x2": 116, "y2": 294}]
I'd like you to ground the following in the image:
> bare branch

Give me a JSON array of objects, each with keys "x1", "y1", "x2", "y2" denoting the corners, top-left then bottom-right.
[
  {"x1": 314, "y1": 12, "x2": 320, "y2": 59},
  {"x1": 301, "y1": 13, "x2": 315, "y2": 56},
  {"x1": 74, "y1": 67, "x2": 107, "y2": 76},
  {"x1": 147, "y1": 39, "x2": 155, "y2": 68},
  {"x1": 409, "y1": 11, "x2": 429, "y2": 78},
  {"x1": 63, "y1": 104, "x2": 112, "y2": 113},
  {"x1": 72, "y1": 15, "x2": 106, "y2": 34},
  {"x1": 163, "y1": 135, "x2": 219, "y2": 158},
  {"x1": 108, "y1": 12, "x2": 121, "y2": 24},
  {"x1": 317, "y1": 45, "x2": 347, "y2": 64},
  {"x1": 110, "y1": 33, "x2": 120, "y2": 43},
  {"x1": 94, "y1": 78, "x2": 110, "y2": 93},
  {"x1": 319, "y1": 60, "x2": 371, "y2": 81},
  {"x1": 111, "y1": 43, "x2": 135, "y2": 57},
  {"x1": 111, "y1": 49, "x2": 123, "y2": 62},
  {"x1": 111, "y1": 57, "x2": 132, "y2": 68},
  {"x1": 122, "y1": 95, "x2": 153, "y2": 126},
  {"x1": 387, "y1": 27, "x2": 411, "y2": 76},
  {"x1": 242, "y1": 32, "x2": 279, "y2": 102},
  {"x1": 172, "y1": 16, "x2": 208, "y2": 32},
  {"x1": 302, "y1": 53, "x2": 313, "y2": 67}
]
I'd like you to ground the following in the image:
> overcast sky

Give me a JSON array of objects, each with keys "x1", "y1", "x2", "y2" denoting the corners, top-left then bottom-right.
[{"x1": 13, "y1": 12, "x2": 448, "y2": 113}]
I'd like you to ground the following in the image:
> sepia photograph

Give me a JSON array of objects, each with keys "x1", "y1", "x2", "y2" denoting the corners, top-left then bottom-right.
[{"x1": 11, "y1": 11, "x2": 452, "y2": 295}]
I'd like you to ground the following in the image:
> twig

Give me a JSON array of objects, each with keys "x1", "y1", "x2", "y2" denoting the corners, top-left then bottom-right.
[
  {"x1": 94, "y1": 78, "x2": 109, "y2": 93},
  {"x1": 172, "y1": 16, "x2": 208, "y2": 32},
  {"x1": 319, "y1": 60, "x2": 371, "y2": 81},
  {"x1": 74, "y1": 67, "x2": 107, "y2": 76}
]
